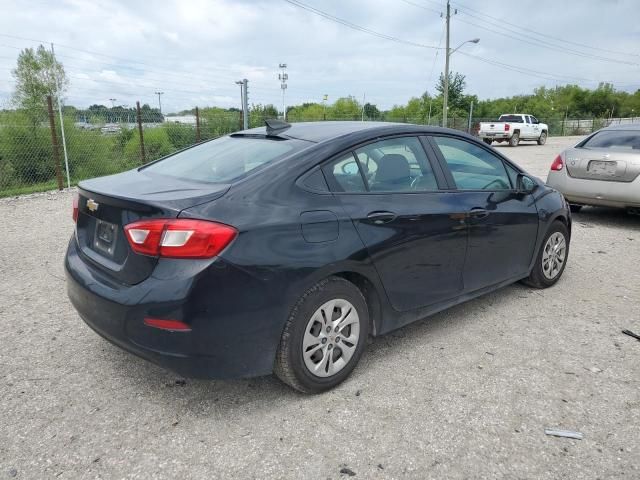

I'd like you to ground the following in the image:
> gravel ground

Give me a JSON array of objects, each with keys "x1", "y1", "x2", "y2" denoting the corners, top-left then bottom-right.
[{"x1": 1, "y1": 135, "x2": 639, "y2": 479}]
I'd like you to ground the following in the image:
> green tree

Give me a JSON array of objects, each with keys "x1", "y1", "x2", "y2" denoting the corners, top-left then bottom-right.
[
  {"x1": 436, "y1": 72, "x2": 466, "y2": 110},
  {"x1": 11, "y1": 45, "x2": 68, "y2": 125},
  {"x1": 363, "y1": 103, "x2": 380, "y2": 120}
]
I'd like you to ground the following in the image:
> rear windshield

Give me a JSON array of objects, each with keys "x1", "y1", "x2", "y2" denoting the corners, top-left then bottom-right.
[
  {"x1": 143, "y1": 135, "x2": 304, "y2": 183},
  {"x1": 580, "y1": 130, "x2": 640, "y2": 150},
  {"x1": 499, "y1": 115, "x2": 524, "y2": 123}
]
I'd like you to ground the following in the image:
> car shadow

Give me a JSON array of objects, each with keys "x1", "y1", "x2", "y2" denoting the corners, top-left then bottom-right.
[
  {"x1": 571, "y1": 206, "x2": 640, "y2": 231},
  {"x1": 95, "y1": 281, "x2": 527, "y2": 413}
]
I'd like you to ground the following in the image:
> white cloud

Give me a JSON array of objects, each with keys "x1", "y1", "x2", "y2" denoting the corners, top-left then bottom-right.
[{"x1": 0, "y1": 0, "x2": 638, "y2": 112}]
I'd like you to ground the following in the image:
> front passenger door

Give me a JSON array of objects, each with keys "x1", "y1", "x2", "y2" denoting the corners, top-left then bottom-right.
[{"x1": 430, "y1": 135, "x2": 539, "y2": 293}]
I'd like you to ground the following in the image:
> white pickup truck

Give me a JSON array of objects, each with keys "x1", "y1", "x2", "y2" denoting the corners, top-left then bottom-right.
[{"x1": 479, "y1": 114, "x2": 548, "y2": 147}]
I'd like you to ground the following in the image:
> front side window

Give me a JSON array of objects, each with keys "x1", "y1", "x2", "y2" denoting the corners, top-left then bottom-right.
[
  {"x1": 432, "y1": 136, "x2": 512, "y2": 190},
  {"x1": 143, "y1": 135, "x2": 302, "y2": 183},
  {"x1": 354, "y1": 137, "x2": 438, "y2": 192}
]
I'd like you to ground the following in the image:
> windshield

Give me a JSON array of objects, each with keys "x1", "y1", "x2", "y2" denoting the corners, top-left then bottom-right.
[
  {"x1": 143, "y1": 135, "x2": 304, "y2": 183},
  {"x1": 580, "y1": 130, "x2": 640, "y2": 151},
  {"x1": 499, "y1": 115, "x2": 524, "y2": 123}
]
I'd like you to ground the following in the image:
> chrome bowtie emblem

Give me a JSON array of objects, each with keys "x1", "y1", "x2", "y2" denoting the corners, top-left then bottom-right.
[{"x1": 86, "y1": 198, "x2": 99, "y2": 212}]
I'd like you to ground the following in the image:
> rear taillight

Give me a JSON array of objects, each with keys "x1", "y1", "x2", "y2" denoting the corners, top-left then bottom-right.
[
  {"x1": 124, "y1": 219, "x2": 237, "y2": 258},
  {"x1": 550, "y1": 155, "x2": 564, "y2": 171},
  {"x1": 504, "y1": 124, "x2": 510, "y2": 132},
  {"x1": 72, "y1": 193, "x2": 79, "y2": 223}
]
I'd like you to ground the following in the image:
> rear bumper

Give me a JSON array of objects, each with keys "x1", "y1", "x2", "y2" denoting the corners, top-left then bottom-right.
[
  {"x1": 65, "y1": 238, "x2": 283, "y2": 379},
  {"x1": 547, "y1": 170, "x2": 640, "y2": 208},
  {"x1": 480, "y1": 132, "x2": 510, "y2": 139}
]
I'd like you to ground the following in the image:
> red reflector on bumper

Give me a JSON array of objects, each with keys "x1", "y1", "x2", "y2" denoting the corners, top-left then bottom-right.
[{"x1": 143, "y1": 318, "x2": 192, "y2": 332}]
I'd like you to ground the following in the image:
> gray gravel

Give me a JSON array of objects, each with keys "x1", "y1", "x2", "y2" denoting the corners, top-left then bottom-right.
[{"x1": 1, "y1": 136, "x2": 639, "y2": 479}]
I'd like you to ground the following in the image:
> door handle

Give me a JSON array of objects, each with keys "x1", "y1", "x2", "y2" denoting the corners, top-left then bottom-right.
[
  {"x1": 468, "y1": 208, "x2": 489, "y2": 219},
  {"x1": 366, "y1": 211, "x2": 397, "y2": 224}
]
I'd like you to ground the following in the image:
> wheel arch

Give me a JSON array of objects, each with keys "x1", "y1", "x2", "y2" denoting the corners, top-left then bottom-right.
[{"x1": 332, "y1": 271, "x2": 384, "y2": 337}]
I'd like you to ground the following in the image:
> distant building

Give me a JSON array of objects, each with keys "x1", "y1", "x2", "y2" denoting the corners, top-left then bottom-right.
[{"x1": 164, "y1": 115, "x2": 197, "y2": 125}]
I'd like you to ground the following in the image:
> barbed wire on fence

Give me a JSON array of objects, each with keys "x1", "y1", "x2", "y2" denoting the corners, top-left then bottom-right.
[{"x1": 1, "y1": 100, "x2": 638, "y2": 197}]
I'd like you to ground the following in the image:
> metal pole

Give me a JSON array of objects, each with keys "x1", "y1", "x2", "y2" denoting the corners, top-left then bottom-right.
[
  {"x1": 443, "y1": 0, "x2": 450, "y2": 128},
  {"x1": 50, "y1": 43, "x2": 70, "y2": 188},
  {"x1": 136, "y1": 101, "x2": 146, "y2": 164},
  {"x1": 195, "y1": 107, "x2": 201, "y2": 142},
  {"x1": 361, "y1": 93, "x2": 366, "y2": 121},
  {"x1": 235, "y1": 80, "x2": 244, "y2": 130},
  {"x1": 242, "y1": 79, "x2": 249, "y2": 130},
  {"x1": 155, "y1": 91, "x2": 164, "y2": 115},
  {"x1": 279, "y1": 64, "x2": 288, "y2": 121},
  {"x1": 467, "y1": 100, "x2": 474, "y2": 133},
  {"x1": 47, "y1": 95, "x2": 64, "y2": 190}
]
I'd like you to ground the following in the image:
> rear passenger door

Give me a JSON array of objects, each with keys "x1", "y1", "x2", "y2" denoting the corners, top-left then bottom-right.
[
  {"x1": 322, "y1": 136, "x2": 468, "y2": 313},
  {"x1": 429, "y1": 135, "x2": 539, "y2": 292}
]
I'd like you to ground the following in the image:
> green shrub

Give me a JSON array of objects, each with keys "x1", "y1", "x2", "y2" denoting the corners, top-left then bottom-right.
[{"x1": 124, "y1": 127, "x2": 174, "y2": 164}]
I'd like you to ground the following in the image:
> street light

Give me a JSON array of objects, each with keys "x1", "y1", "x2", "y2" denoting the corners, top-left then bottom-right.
[
  {"x1": 443, "y1": 38, "x2": 479, "y2": 128},
  {"x1": 154, "y1": 91, "x2": 164, "y2": 115}
]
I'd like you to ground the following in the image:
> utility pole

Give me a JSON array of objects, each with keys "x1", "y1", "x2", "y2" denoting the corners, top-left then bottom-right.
[
  {"x1": 109, "y1": 98, "x2": 117, "y2": 109},
  {"x1": 235, "y1": 80, "x2": 249, "y2": 130},
  {"x1": 323, "y1": 94, "x2": 328, "y2": 121},
  {"x1": 279, "y1": 63, "x2": 288, "y2": 121},
  {"x1": 50, "y1": 43, "x2": 70, "y2": 188},
  {"x1": 361, "y1": 93, "x2": 366, "y2": 121},
  {"x1": 242, "y1": 79, "x2": 249, "y2": 130},
  {"x1": 155, "y1": 91, "x2": 164, "y2": 115},
  {"x1": 467, "y1": 100, "x2": 474, "y2": 133},
  {"x1": 443, "y1": 0, "x2": 451, "y2": 128}
]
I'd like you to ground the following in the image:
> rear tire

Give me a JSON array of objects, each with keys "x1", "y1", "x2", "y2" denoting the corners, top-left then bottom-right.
[
  {"x1": 537, "y1": 131, "x2": 547, "y2": 145},
  {"x1": 509, "y1": 132, "x2": 520, "y2": 147},
  {"x1": 569, "y1": 204, "x2": 583, "y2": 213},
  {"x1": 522, "y1": 221, "x2": 569, "y2": 289},
  {"x1": 274, "y1": 277, "x2": 369, "y2": 394},
  {"x1": 483, "y1": 138, "x2": 493, "y2": 145}
]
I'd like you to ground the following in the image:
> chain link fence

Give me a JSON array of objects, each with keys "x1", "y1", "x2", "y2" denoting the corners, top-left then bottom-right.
[{"x1": 1, "y1": 100, "x2": 636, "y2": 197}]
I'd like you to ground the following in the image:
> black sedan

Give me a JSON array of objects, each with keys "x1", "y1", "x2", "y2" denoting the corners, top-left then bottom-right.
[{"x1": 65, "y1": 121, "x2": 571, "y2": 393}]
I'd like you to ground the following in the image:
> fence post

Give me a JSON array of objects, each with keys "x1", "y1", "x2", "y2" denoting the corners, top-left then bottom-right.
[
  {"x1": 195, "y1": 107, "x2": 201, "y2": 142},
  {"x1": 47, "y1": 95, "x2": 64, "y2": 191},
  {"x1": 136, "y1": 101, "x2": 146, "y2": 164}
]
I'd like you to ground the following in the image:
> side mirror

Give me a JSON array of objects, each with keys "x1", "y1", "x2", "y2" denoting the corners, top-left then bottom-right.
[{"x1": 516, "y1": 173, "x2": 537, "y2": 194}]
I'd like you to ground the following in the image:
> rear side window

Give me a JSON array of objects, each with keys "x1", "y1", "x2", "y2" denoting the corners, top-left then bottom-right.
[
  {"x1": 143, "y1": 136, "x2": 301, "y2": 183},
  {"x1": 326, "y1": 153, "x2": 367, "y2": 192},
  {"x1": 580, "y1": 130, "x2": 640, "y2": 150},
  {"x1": 433, "y1": 136, "x2": 512, "y2": 190}
]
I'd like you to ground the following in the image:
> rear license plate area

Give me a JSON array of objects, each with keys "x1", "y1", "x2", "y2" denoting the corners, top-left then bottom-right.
[
  {"x1": 588, "y1": 160, "x2": 617, "y2": 176},
  {"x1": 94, "y1": 219, "x2": 118, "y2": 256}
]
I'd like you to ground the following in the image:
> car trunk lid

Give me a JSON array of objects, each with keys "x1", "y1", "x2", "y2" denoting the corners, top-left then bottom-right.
[
  {"x1": 564, "y1": 147, "x2": 640, "y2": 182},
  {"x1": 75, "y1": 169, "x2": 230, "y2": 285}
]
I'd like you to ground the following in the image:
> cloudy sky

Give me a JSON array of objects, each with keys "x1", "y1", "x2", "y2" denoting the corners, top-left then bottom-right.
[{"x1": 1, "y1": 0, "x2": 639, "y2": 113}]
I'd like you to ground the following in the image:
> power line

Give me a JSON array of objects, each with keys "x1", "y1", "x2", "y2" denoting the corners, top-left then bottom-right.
[
  {"x1": 452, "y1": 1, "x2": 640, "y2": 59},
  {"x1": 454, "y1": 16, "x2": 639, "y2": 67},
  {"x1": 281, "y1": 0, "x2": 442, "y2": 49},
  {"x1": 397, "y1": 0, "x2": 441, "y2": 15}
]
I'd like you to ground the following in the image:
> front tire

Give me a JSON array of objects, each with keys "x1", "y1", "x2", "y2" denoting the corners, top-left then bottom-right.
[
  {"x1": 522, "y1": 221, "x2": 569, "y2": 289},
  {"x1": 509, "y1": 132, "x2": 520, "y2": 147},
  {"x1": 483, "y1": 138, "x2": 493, "y2": 145},
  {"x1": 537, "y1": 131, "x2": 547, "y2": 145},
  {"x1": 274, "y1": 277, "x2": 369, "y2": 393}
]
